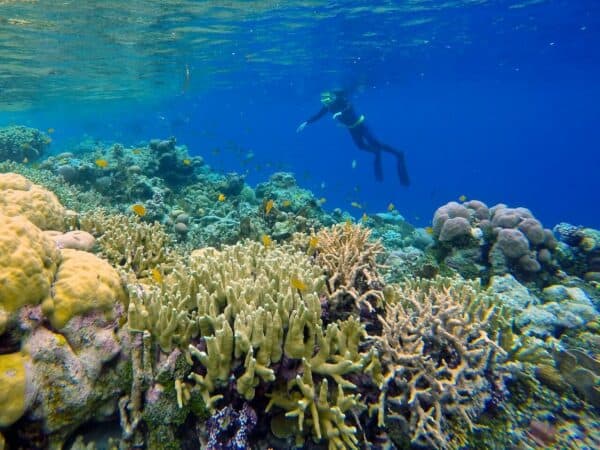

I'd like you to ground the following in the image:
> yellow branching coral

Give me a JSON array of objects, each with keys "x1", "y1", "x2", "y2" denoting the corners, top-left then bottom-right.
[
  {"x1": 79, "y1": 210, "x2": 175, "y2": 278},
  {"x1": 376, "y1": 277, "x2": 508, "y2": 449},
  {"x1": 314, "y1": 223, "x2": 385, "y2": 316},
  {"x1": 127, "y1": 240, "x2": 376, "y2": 448}
]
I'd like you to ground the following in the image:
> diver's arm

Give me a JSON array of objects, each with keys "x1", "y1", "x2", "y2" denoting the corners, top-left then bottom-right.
[{"x1": 297, "y1": 107, "x2": 328, "y2": 132}]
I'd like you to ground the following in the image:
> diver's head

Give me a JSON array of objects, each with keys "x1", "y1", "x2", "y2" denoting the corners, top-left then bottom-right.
[{"x1": 320, "y1": 90, "x2": 336, "y2": 106}]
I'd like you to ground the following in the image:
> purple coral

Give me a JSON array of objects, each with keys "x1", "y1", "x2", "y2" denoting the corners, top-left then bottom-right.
[
  {"x1": 496, "y1": 229, "x2": 530, "y2": 259},
  {"x1": 206, "y1": 403, "x2": 257, "y2": 450},
  {"x1": 438, "y1": 217, "x2": 471, "y2": 242}
]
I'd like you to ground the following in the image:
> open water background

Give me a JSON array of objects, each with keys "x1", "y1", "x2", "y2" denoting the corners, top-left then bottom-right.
[{"x1": 1, "y1": 0, "x2": 599, "y2": 228}]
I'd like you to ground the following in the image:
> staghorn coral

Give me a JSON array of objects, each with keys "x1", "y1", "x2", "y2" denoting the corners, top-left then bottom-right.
[
  {"x1": 314, "y1": 223, "x2": 385, "y2": 323},
  {"x1": 79, "y1": 209, "x2": 176, "y2": 278},
  {"x1": 376, "y1": 277, "x2": 509, "y2": 449},
  {"x1": 0, "y1": 172, "x2": 66, "y2": 230}
]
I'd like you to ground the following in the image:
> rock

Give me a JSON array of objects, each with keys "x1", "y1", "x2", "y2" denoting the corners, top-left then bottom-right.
[{"x1": 488, "y1": 274, "x2": 539, "y2": 311}]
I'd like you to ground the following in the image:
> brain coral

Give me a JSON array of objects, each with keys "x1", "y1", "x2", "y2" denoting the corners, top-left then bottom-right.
[
  {"x1": 0, "y1": 172, "x2": 65, "y2": 230},
  {"x1": 42, "y1": 248, "x2": 127, "y2": 330},
  {"x1": 0, "y1": 214, "x2": 60, "y2": 334}
]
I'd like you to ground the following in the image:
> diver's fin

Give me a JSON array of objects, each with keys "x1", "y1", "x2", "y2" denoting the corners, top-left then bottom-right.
[
  {"x1": 396, "y1": 152, "x2": 410, "y2": 186},
  {"x1": 374, "y1": 152, "x2": 384, "y2": 181}
]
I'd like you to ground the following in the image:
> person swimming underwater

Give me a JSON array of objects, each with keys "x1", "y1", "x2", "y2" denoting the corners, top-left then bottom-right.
[{"x1": 296, "y1": 89, "x2": 410, "y2": 186}]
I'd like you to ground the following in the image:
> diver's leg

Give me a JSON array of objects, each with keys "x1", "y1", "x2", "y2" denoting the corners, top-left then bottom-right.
[
  {"x1": 350, "y1": 126, "x2": 383, "y2": 181},
  {"x1": 363, "y1": 127, "x2": 410, "y2": 186}
]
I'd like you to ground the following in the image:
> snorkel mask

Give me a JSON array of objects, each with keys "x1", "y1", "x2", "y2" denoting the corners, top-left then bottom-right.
[{"x1": 320, "y1": 91, "x2": 335, "y2": 106}]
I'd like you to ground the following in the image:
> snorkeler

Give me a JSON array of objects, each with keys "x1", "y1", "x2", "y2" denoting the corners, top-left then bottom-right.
[{"x1": 296, "y1": 89, "x2": 410, "y2": 186}]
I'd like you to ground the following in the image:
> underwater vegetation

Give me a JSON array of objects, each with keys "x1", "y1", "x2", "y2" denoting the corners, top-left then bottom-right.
[{"x1": 0, "y1": 126, "x2": 599, "y2": 450}]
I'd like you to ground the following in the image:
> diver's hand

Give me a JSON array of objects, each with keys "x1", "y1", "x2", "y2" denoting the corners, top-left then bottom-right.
[{"x1": 296, "y1": 121, "x2": 307, "y2": 133}]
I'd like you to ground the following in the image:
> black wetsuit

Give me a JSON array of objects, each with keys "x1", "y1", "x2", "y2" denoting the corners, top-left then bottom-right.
[{"x1": 306, "y1": 95, "x2": 410, "y2": 185}]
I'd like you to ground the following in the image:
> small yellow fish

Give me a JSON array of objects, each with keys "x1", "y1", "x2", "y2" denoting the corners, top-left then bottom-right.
[
  {"x1": 151, "y1": 268, "x2": 163, "y2": 284},
  {"x1": 424, "y1": 226, "x2": 434, "y2": 235},
  {"x1": 22, "y1": 157, "x2": 28, "y2": 163},
  {"x1": 43, "y1": 137, "x2": 52, "y2": 144},
  {"x1": 182, "y1": 158, "x2": 191, "y2": 166},
  {"x1": 317, "y1": 197, "x2": 327, "y2": 205},
  {"x1": 132, "y1": 148, "x2": 142, "y2": 155},
  {"x1": 351, "y1": 201, "x2": 362, "y2": 209},
  {"x1": 361, "y1": 213, "x2": 368, "y2": 222},
  {"x1": 282, "y1": 199, "x2": 292, "y2": 208},
  {"x1": 47, "y1": 127, "x2": 55, "y2": 134},
  {"x1": 387, "y1": 203, "x2": 395, "y2": 211},
  {"x1": 218, "y1": 193, "x2": 226, "y2": 202},
  {"x1": 265, "y1": 199, "x2": 274, "y2": 214},
  {"x1": 131, "y1": 204, "x2": 146, "y2": 217},
  {"x1": 459, "y1": 194, "x2": 467, "y2": 202},
  {"x1": 291, "y1": 277, "x2": 307, "y2": 291},
  {"x1": 261, "y1": 234, "x2": 272, "y2": 248},
  {"x1": 20, "y1": 143, "x2": 31, "y2": 150},
  {"x1": 308, "y1": 235, "x2": 319, "y2": 249},
  {"x1": 95, "y1": 159, "x2": 109, "y2": 168}
]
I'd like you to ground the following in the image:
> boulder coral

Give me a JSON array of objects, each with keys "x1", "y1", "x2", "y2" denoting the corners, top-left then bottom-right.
[
  {"x1": 0, "y1": 213, "x2": 60, "y2": 335},
  {"x1": 41, "y1": 248, "x2": 127, "y2": 330},
  {"x1": 0, "y1": 172, "x2": 66, "y2": 230},
  {"x1": 431, "y1": 200, "x2": 557, "y2": 282}
]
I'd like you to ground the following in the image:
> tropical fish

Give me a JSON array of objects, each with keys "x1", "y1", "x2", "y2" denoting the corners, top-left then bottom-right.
[
  {"x1": 218, "y1": 193, "x2": 226, "y2": 202},
  {"x1": 387, "y1": 203, "x2": 395, "y2": 211},
  {"x1": 459, "y1": 194, "x2": 467, "y2": 202},
  {"x1": 424, "y1": 226, "x2": 434, "y2": 235},
  {"x1": 265, "y1": 199, "x2": 274, "y2": 214},
  {"x1": 131, "y1": 204, "x2": 146, "y2": 217},
  {"x1": 308, "y1": 235, "x2": 319, "y2": 249},
  {"x1": 351, "y1": 159, "x2": 357, "y2": 169},
  {"x1": 291, "y1": 277, "x2": 307, "y2": 291},
  {"x1": 22, "y1": 157, "x2": 28, "y2": 163},
  {"x1": 281, "y1": 199, "x2": 292, "y2": 208},
  {"x1": 361, "y1": 213, "x2": 368, "y2": 222},
  {"x1": 351, "y1": 201, "x2": 362, "y2": 209},
  {"x1": 132, "y1": 148, "x2": 142, "y2": 155},
  {"x1": 317, "y1": 197, "x2": 327, "y2": 205},
  {"x1": 47, "y1": 127, "x2": 55, "y2": 134},
  {"x1": 261, "y1": 234, "x2": 272, "y2": 248},
  {"x1": 182, "y1": 158, "x2": 191, "y2": 166},
  {"x1": 151, "y1": 268, "x2": 163, "y2": 284},
  {"x1": 95, "y1": 159, "x2": 109, "y2": 168},
  {"x1": 43, "y1": 137, "x2": 52, "y2": 144}
]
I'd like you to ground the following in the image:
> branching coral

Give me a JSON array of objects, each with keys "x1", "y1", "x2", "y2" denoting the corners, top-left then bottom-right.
[
  {"x1": 127, "y1": 240, "x2": 378, "y2": 448},
  {"x1": 376, "y1": 277, "x2": 509, "y2": 449},
  {"x1": 314, "y1": 223, "x2": 385, "y2": 322},
  {"x1": 79, "y1": 210, "x2": 175, "y2": 278}
]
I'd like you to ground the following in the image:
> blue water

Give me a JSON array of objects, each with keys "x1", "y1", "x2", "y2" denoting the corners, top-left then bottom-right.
[{"x1": 1, "y1": 0, "x2": 599, "y2": 228}]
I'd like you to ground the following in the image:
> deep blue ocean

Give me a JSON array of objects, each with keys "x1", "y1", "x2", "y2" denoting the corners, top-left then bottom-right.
[{"x1": 1, "y1": 0, "x2": 599, "y2": 229}]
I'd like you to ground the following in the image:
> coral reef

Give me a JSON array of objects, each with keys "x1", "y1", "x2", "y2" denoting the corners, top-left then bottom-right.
[{"x1": 0, "y1": 126, "x2": 50, "y2": 162}]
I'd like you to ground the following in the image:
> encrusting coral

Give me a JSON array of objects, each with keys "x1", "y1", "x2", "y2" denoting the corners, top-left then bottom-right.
[{"x1": 375, "y1": 277, "x2": 510, "y2": 449}]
